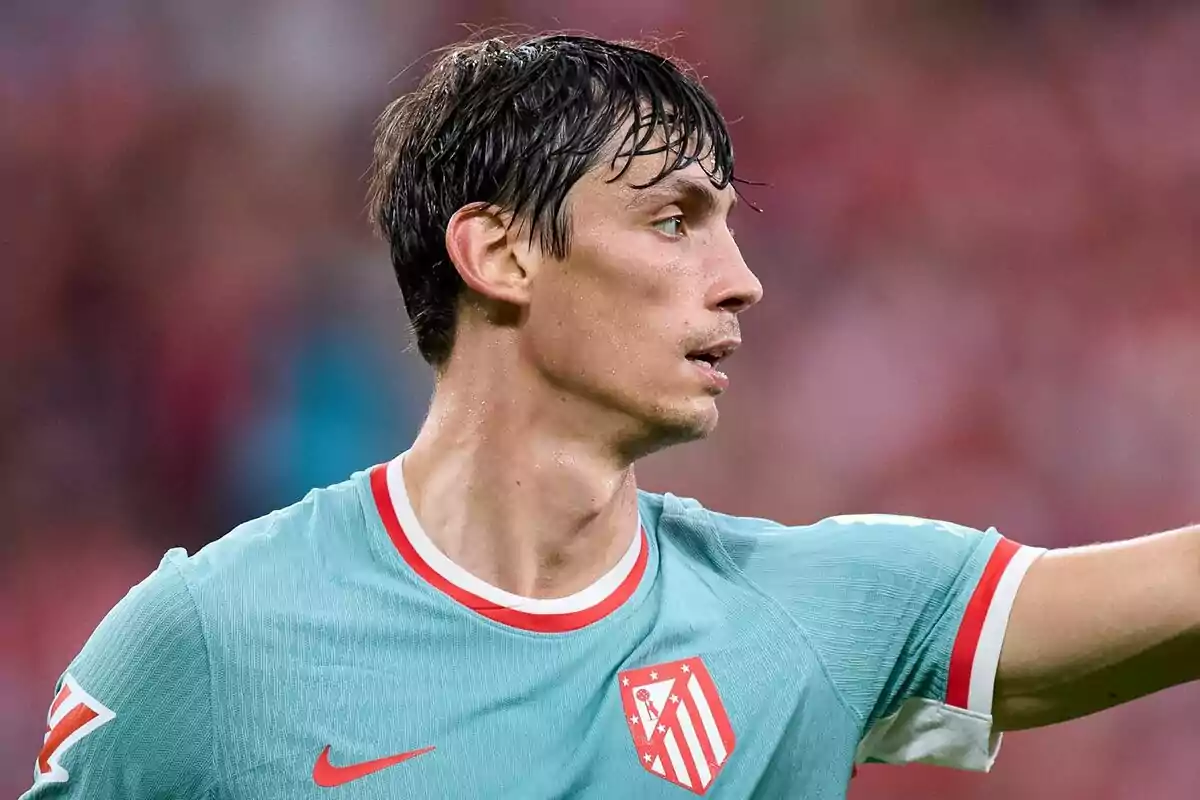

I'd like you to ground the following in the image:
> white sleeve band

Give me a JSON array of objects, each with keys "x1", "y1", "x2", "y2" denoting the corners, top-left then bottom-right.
[{"x1": 856, "y1": 542, "x2": 1046, "y2": 772}]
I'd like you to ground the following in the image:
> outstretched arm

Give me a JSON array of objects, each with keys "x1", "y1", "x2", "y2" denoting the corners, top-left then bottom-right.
[{"x1": 993, "y1": 525, "x2": 1200, "y2": 731}]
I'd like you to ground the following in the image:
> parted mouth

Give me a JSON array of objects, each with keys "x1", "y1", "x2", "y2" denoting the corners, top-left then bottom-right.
[{"x1": 685, "y1": 339, "x2": 740, "y2": 366}]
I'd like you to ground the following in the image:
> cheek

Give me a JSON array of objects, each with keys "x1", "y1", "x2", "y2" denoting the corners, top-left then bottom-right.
[
  {"x1": 586, "y1": 261, "x2": 680, "y2": 358},
  {"x1": 588, "y1": 237, "x2": 691, "y2": 324},
  {"x1": 529, "y1": 232, "x2": 697, "y2": 375},
  {"x1": 524, "y1": 276, "x2": 618, "y2": 377},
  {"x1": 608, "y1": 256, "x2": 700, "y2": 352}
]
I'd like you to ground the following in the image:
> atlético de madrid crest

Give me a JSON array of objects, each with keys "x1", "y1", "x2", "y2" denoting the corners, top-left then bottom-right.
[{"x1": 617, "y1": 656, "x2": 736, "y2": 795}]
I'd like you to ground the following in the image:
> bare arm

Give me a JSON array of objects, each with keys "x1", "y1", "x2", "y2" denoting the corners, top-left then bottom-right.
[{"x1": 993, "y1": 526, "x2": 1200, "y2": 731}]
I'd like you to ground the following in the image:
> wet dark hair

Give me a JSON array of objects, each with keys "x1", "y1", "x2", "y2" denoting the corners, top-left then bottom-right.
[{"x1": 368, "y1": 34, "x2": 737, "y2": 367}]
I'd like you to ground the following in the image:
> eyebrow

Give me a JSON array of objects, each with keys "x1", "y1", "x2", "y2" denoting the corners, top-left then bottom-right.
[{"x1": 627, "y1": 174, "x2": 738, "y2": 216}]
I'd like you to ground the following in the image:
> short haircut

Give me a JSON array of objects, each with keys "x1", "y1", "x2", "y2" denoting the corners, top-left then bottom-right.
[{"x1": 368, "y1": 34, "x2": 737, "y2": 367}]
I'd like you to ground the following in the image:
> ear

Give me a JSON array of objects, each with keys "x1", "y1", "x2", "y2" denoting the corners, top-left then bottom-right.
[{"x1": 445, "y1": 204, "x2": 533, "y2": 306}]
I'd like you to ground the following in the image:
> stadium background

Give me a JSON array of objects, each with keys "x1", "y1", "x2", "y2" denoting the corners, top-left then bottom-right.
[{"x1": 4, "y1": 1, "x2": 1200, "y2": 796}]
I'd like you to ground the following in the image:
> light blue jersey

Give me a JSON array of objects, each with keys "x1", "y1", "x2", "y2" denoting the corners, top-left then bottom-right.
[{"x1": 23, "y1": 454, "x2": 1042, "y2": 798}]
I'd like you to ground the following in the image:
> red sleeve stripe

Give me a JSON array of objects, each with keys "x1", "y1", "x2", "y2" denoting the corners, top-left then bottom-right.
[{"x1": 946, "y1": 537, "x2": 1023, "y2": 711}]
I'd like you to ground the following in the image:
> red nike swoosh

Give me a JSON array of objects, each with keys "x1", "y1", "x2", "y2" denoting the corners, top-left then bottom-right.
[{"x1": 312, "y1": 744, "x2": 436, "y2": 787}]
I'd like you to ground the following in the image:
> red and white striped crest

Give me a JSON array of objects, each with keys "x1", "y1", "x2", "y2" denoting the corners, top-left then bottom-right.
[
  {"x1": 34, "y1": 674, "x2": 116, "y2": 786},
  {"x1": 618, "y1": 656, "x2": 736, "y2": 795}
]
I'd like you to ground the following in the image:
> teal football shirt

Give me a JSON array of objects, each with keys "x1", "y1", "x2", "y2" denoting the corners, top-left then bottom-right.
[{"x1": 22, "y1": 453, "x2": 1043, "y2": 798}]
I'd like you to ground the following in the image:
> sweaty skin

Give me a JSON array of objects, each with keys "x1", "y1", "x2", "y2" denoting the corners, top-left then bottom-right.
[{"x1": 404, "y1": 144, "x2": 761, "y2": 602}]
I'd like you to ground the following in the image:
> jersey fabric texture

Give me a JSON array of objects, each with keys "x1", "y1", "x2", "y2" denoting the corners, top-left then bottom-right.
[{"x1": 22, "y1": 453, "x2": 1043, "y2": 799}]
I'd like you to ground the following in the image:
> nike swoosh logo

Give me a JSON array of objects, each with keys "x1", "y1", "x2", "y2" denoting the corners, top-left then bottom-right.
[{"x1": 312, "y1": 744, "x2": 436, "y2": 787}]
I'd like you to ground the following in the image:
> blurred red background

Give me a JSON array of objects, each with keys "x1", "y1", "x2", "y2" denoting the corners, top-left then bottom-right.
[{"x1": 4, "y1": 1, "x2": 1200, "y2": 797}]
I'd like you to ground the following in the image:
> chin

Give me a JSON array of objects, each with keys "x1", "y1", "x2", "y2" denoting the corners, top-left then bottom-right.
[
  {"x1": 648, "y1": 398, "x2": 720, "y2": 446},
  {"x1": 607, "y1": 383, "x2": 721, "y2": 458}
]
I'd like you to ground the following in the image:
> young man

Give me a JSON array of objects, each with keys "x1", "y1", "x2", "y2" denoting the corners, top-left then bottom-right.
[{"x1": 23, "y1": 35, "x2": 1200, "y2": 799}]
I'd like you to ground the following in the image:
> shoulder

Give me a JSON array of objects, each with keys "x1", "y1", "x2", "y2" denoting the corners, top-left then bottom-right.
[
  {"x1": 67, "y1": 470, "x2": 374, "y2": 689},
  {"x1": 661, "y1": 492, "x2": 991, "y2": 569},
  {"x1": 82, "y1": 460, "x2": 371, "y2": 652},
  {"x1": 140, "y1": 469, "x2": 385, "y2": 670},
  {"x1": 656, "y1": 494, "x2": 1005, "y2": 612},
  {"x1": 22, "y1": 473, "x2": 378, "y2": 796},
  {"x1": 25, "y1": 549, "x2": 218, "y2": 795},
  {"x1": 181, "y1": 469, "x2": 374, "y2": 594},
  {"x1": 76, "y1": 547, "x2": 207, "y2": 668}
]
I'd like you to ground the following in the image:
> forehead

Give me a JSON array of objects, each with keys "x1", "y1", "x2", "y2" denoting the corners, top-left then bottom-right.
[
  {"x1": 563, "y1": 112, "x2": 734, "y2": 206},
  {"x1": 576, "y1": 149, "x2": 738, "y2": 215}
]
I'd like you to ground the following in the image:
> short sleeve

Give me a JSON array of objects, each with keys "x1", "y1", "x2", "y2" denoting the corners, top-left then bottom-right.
[
  {"x1": 20, "y1": 549, "x2": 218, "y2": 799},
  {"x1": 707, "y1": 509, "x2": 1044, "y2": 772}
]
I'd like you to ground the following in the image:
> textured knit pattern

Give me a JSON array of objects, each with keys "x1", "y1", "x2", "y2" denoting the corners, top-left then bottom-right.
[{"x1": 21, "y1": 469, "x2": 1003, "y2": 799}]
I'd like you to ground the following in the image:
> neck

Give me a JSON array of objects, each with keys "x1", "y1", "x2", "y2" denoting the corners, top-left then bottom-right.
[{"x1": 402, "y1": 361, "x2": 642, "y2": 600}]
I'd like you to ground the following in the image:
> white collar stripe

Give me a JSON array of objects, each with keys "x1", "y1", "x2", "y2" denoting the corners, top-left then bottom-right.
[{"x1": 385, "y1": 455, "x2": 643, "y2": 615}]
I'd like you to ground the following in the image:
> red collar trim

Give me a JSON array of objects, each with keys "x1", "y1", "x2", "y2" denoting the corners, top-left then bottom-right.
[{"x1": 369, "y1": 464, "x2": 648, "y2": 633}]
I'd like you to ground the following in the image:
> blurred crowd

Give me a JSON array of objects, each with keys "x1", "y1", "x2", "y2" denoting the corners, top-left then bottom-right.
[{"x1": 4, "y1": 1, "x2": 1199, "y2": 797}]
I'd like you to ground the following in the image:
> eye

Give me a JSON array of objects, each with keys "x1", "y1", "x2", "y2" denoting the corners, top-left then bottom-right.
[{"x1": 652, "y1": 215, "x2": 686, "y2": 238}]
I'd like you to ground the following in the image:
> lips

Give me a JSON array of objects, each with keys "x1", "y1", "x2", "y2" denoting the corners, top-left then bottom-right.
[
  {"x1": 686, "y1": 355, "x2": 731, "y2": 392},
  {"x1": 684, "y1": 338, "x2": 739, "y2": 393},
  {"x1": 684, "y1": 339, "x2": 740, "y2": 369}
]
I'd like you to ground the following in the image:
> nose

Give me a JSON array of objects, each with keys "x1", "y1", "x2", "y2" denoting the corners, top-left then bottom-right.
[{"x1": 709, "y1": 235, "x2": 764, "y2": 314}]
